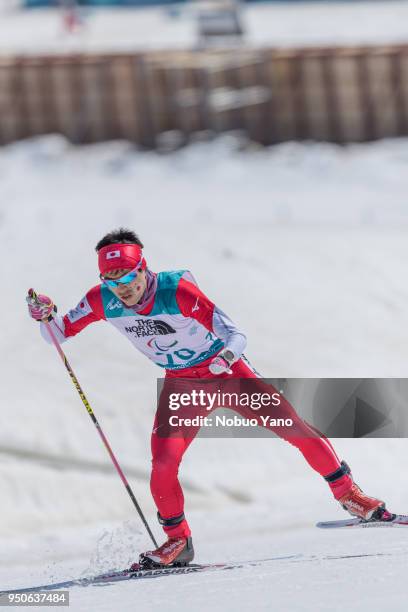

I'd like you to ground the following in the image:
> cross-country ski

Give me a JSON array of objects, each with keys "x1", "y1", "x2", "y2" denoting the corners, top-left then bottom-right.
[{"x1": 317, "y1": 514, "x2": 408, "y2": 529}]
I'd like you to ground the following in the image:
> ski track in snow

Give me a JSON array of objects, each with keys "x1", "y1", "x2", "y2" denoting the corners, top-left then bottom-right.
[
  {"x1": 2, "y1": 132, "x2": 408, "y2": 609},
  {"x1": 2, "y1": 527, "x2": 408, "y2": 611}
]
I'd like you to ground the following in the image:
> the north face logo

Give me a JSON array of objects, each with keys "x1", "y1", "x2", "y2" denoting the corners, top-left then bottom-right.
[{"x1": 125, "y1": 320, "x2": 176, "y2": 337}]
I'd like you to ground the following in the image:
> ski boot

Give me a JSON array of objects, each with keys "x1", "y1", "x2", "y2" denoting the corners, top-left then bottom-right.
[
  {"x1": 132, "y1": 537, "x2": 194, "y2": 570},
  {"x1": 339, "y1": 482, "x2": 387, "y2": 521},
  {"x1": 326, "y1": 460, "x2": 387, "y2": 521}
]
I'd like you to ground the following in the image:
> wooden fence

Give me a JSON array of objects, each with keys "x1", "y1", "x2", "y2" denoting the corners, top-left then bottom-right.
[{"x1": 0, "y1": 45, "x2": 408, "y2": 147}]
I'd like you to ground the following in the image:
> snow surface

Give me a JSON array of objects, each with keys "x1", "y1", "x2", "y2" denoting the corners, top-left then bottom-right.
[
  {"x1": 1, "y1": 1, "x2": 408, "y2": 54},
  {"x1": 1, "y1": 133, "x2": 408, "y2": 609}
]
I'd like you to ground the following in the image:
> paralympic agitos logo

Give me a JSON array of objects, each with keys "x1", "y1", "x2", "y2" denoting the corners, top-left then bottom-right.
[{"x1": 125, "y1": 320, "x2": 176, "y2": 337}]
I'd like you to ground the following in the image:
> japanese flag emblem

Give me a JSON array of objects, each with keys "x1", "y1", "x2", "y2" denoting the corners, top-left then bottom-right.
[
  {"x1": 106, "y1": 250, "x2": 121, "y2": 260},
  {"x1": 67, "y1": 296, "x2": 92, "y2": 323}
]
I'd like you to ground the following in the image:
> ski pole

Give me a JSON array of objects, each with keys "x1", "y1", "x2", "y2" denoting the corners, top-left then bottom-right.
[{"x1": 31, "y1": 291, "x2": 158, "y2": 548}]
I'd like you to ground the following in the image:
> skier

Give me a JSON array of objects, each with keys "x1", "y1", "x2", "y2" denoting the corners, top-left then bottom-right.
[{"x1": 27, "y1": 228, "x2": 391, "y2": 568}]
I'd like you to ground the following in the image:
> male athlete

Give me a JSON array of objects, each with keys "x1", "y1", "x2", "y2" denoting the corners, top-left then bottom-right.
[{"x1": 27, "y1": 229, "x2": 390, "y2": 568}]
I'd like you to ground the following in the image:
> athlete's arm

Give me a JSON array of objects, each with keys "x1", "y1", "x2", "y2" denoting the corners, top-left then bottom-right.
[
  {"x1": 175, "y1": 275, "x2": 247, "y2": 361},
  {"x1": 212, "y1": 307, "x2": 247, "y2": 361},
  {"x1": 40, "y1": 285, "x2": 106, "y2": 345}
]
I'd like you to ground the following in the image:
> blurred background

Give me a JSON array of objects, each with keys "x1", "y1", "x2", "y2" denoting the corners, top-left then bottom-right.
[{"x1": 1, "y1": 0, "x2": 408, "y2": 602}]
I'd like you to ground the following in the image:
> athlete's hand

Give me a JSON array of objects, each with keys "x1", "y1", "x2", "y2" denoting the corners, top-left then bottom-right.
[
  {"x1": 26, "y1": 288, "x2": 55, "y2": 322},
  {"x1": 209, "y1": 352, "x2": 233, "y2": 376}
]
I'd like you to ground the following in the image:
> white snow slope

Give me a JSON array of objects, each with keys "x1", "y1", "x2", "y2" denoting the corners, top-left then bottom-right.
[
  {"x1": 1, "y1": 1, "x2": 408, "y2": 54},
  {"x1": 1, "y1": 133, "x2": 408, "y2": 610}
]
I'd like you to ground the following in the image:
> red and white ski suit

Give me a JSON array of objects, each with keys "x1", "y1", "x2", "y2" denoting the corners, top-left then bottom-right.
[{"x1": 40, "y1": 270, "x2": 351, "y2": 538}]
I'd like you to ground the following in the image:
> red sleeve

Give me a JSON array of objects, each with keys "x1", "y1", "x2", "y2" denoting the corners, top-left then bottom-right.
[
  {"x1": 175, "y1": 277, "x2": 215, "y2": 332},
  {"x1": 62, "y1": 285, "x2": 106, "y2": 338}
]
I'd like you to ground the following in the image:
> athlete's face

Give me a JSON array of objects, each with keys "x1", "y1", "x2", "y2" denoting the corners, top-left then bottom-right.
[{"x1": 103, "y1": 268, "x2": 147, "y2": 306}]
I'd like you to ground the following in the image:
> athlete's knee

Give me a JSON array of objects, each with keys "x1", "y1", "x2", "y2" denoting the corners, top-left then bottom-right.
[{"x1": 151, "y1": 455, "x2": 180, "y2": 483}]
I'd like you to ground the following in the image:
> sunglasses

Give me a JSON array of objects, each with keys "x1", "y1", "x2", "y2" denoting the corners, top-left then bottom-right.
[{"x1": 100, "y1": 263, "x2": 142, "y2": 288}]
